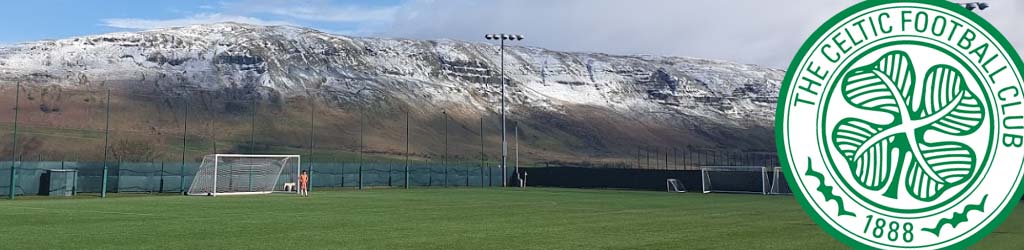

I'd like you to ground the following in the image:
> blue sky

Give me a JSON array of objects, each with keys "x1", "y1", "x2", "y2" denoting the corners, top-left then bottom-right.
[
  {"x1": 0, "y1": 0, "x2": 403, "y2": 43},
  {"x1": 1, "y1": 0, "x2": 1021, "y2": 68}
]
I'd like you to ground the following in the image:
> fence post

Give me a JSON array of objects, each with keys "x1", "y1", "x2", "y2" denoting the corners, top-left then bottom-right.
[
  {"x1": 443, "y1": 111, "x2": 448, "y2": 177},
  {"x1": 101, "y1": 165, "x2": 108, "y2": 198},
  {"x1": 181, "y1": 94, "x2": 188, "y2": 195},
  {"x1": 405, "y1": 109, "x2": 409, "y2": 189},
  {"x1": 444, "y1": 166, "x2": 448, "y2": 187},
  {"x1": 9, "y1": 82, "x2": 20, "y2": 200},
  {"x1": 159, "y1": 161, "x2": 165, "y2": 193},
  {"x1": 180, "y1": 163, "x2": 185, "y2": 195},
  {"x1": 480, "y1": 166, "x2": 484, "y2": 187},
  {"x1": 101, "y1": 89, "x2": 111, "y2": 198},
  {"x1": 646, "y1": 147, "x2": 651, "y2": 169},
  {"x1": 672, "y1": 147, "x2": 676, "y2": 169},
  {"x1": 479, "y1": 118, "x2": 485, "y2": 185},
  {"x1": 7, "y1": 165, "x2": 14, "y2": 200},
  {"x1": 68, "y1": 160, "x2": 77, "y2": 195},
  {"x1": 359, "y1": 100, "x2": 364, "y2": 189},
  {"x1": 307, "y1": 90, "x2": 315, "y2": 193}
]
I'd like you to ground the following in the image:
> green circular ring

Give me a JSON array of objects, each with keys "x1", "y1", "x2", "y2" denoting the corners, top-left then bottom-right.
[{"x1": 776, "y1": 0, "x2": 1024, "y2": 248}]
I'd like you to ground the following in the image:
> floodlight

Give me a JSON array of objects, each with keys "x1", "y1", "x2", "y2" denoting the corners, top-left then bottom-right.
[{"x1": 480, "y1": 32, "x2": 525, "y2": 187}]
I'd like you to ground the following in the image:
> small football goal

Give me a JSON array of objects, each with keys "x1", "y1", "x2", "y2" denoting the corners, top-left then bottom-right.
[
  {"x1": 701, "y1": 166, "x2": 769, "y2": 195},
  {"x1": 188, "y1": 154, "x2": 301, "y2": 196},
  {"x1": 769, "y1": 167, "x2": 792, "y2": 195},
  {"x1": 666, "y1": 178, "x2": 687, "y2": 193}
]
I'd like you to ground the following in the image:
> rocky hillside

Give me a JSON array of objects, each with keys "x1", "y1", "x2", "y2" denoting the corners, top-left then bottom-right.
[{"x1": 0, "y1": 22, "x2": 783, "y2": 164}]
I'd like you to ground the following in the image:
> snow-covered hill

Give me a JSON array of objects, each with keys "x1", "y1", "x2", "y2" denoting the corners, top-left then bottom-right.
[{"x1": 0, "y1": 22, "x2": 783, "y2": 161}]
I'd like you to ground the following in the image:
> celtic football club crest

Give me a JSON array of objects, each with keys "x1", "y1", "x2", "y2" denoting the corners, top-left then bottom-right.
[{"x1": 777, "y1": 0, "x2": 1024, "y2": 248}]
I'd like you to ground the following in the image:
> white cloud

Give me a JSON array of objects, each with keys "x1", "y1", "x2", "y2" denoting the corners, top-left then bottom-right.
[
  {"x1": 380, "y1": 0, "x2": 1024, "y2": 68},
  {"x1": 317, "y1": 27, "x2": 379, "y2": 36},
  {"x1": 381, "y1": 0, "x2": 854, "y2": 68},
  {"x1": 102, "y1": 13, "x2": 295, "y2": 30},
  {"x1": 222, "y1": 0, "x2": 398, "y2": 23},
  {"x1": 268, "y1": 5, "x2": 397, "y2": 22}
]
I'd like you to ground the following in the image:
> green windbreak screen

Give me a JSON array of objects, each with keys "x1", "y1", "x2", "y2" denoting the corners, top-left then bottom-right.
[{"x1": 4, "y1": 160, "x2": 515, "y2": 197}]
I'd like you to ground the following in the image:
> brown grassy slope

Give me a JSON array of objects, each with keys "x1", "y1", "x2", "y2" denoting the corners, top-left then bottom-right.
[{"x1": 0, "y1": 85, "x2": 775, "y2": 166}]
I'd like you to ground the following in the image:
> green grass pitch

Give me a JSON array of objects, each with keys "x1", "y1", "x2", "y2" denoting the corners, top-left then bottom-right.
[{"x1": 0, "y1": 188, "x2": 1022, "y2": 249}]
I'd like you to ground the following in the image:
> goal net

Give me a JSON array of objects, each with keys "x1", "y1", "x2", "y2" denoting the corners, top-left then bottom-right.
[
  {"x1": 666, "y1": 178, "x2": 687, "y2": 193},
  {"x1": 769, "y1": 167, "x2": 792, "y2": 195},
  {"x1": 188, "y1": 154, "x2": 301, "y2": 196},
  {"x1": 701, "y1": 166, "x2": 769, "y2": 195}
]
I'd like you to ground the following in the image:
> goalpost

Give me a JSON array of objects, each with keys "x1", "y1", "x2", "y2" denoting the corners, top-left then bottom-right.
[
  {"x1": 769, "y1": 167, "x2": 792, "y2": 195},
  {"x1": 666, "y1": 178, "x2": 687, "y2": 193},
  {"x1": 188, "y1": 154, "x2": 301, "y2": 196},
  {"x1": 700, "y1": 166, "x2": 769, "y2": 195}
]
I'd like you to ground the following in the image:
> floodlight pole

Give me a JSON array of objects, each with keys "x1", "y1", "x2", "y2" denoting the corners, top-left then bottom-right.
[
  {"x1": 485, "y1": 33, "x2": 524, "y2": 187},
  {"x1": 500, "y1": 38, "x2": 507, "y2": 187}
]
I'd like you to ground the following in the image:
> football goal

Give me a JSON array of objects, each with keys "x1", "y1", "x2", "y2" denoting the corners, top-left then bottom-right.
[
  {"x1": 769, "y1": 167, "x2": 792, "y2": 195},
  {"x1": 188, "y1": 154, "x2": 301, "y2": 196},
  {"x1": 666, "y1": 178, "x2": 687, "y2": 193},
  {"x1": 701, "y1": 166, "x2": 769, "y2": 195}
]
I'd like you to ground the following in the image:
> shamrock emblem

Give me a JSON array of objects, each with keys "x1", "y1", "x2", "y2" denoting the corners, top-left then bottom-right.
[{"x1": 832, "y1": 51, "x2": 985, "y2": 201}]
